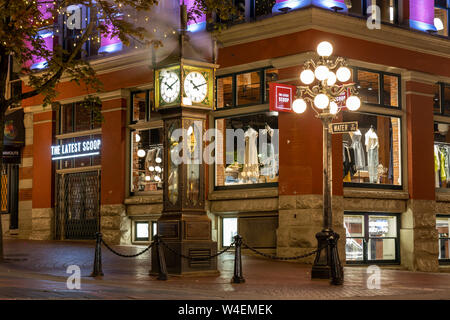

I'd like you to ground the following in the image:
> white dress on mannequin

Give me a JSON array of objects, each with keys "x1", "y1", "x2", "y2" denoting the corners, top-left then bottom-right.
[
  {"x1": 365, "y1": 128, "x2": 379, "y2": 183},
  {"x1": 243, "y1": 127, "x2": 259, "y2": 181}
]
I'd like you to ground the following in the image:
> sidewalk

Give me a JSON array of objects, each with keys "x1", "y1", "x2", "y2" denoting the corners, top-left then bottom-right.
[{"x1": 0, "y1": 239, "x2": 450, "y2": 299}]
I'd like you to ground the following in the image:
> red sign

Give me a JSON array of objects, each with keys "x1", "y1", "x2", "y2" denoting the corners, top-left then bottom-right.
[{"x1": 269, "y1": 83, "x2": 296, "y2": 112}]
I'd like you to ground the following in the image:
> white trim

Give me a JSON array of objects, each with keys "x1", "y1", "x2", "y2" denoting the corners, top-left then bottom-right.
[
  {"x1": 52, "y1": 152, "x2": 100, "y2": 161},
  {"x1": 33, "y1": 119, "x2": 54, "y2": 125},
  {"x1": 404, "y1": 91, "x2": 435, "y2": 98}
]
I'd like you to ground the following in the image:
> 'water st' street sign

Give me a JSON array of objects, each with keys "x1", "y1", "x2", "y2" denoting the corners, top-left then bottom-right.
[{"x1": 329, "y1": 121, "x2": 358, "y2": 134}]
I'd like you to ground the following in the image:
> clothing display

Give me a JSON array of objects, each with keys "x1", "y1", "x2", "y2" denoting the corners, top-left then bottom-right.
[
  {"x1": 351, "y1": 129, "x2": 365, "y2": 170},
  {"x1": 260, "y1": 124, "x2": 278, "y2": 179},
  {"x1": 365, "y1": 127, "x2": 379, "y2": 183},
  {"x1": 343, "y1": 142, "x2": 356, "y2": 178},
  {"x1": 435, "y1": 143, "x2": 450, "y2": 188},
  {"x1": 242, "y1": 127, "x2": 259, "y2": 181}
]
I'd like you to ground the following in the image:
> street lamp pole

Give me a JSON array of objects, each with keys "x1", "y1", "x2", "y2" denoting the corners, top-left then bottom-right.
[{"x1": 292, "y1": 41, "x2": 361, "y2": 285}]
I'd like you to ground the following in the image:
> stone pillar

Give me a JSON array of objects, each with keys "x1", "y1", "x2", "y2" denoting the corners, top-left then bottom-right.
[
  {"x1": 277, "y1": 107, "x2": 344, "y2": 263},
  {"x1": 30, "y1": 110, "x2": 55, "y2": 240},
  {"x1": 100, "y1": 98, "x2": 130, "y2": 244},
  {"x1": 401, "y1": 77, "x2": 439, "y2": 272}
]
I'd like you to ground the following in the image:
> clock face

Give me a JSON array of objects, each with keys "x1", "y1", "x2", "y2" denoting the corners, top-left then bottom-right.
[
  {"x1": 184, "y1": 71, "x2": 208, "y2": 103},
  {"x1": 160, "y1": 70, "x2": 180, "y2": 104}
]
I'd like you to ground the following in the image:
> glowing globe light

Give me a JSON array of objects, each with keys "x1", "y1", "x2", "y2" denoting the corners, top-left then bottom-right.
[
  {"x1": 346, "y1": 96, "x2": 361, "y2": 111},
  {"x1": 330, "y1": 101, "x2": 338, "y2": 114},
  {"x1": 137, "y1": 149, "x2": 146, "y2": 158},
  {"x1": 327, "y1": 71, "x2": 337, "y2": 86},
  {"x1": 149, "y1": 166, "x2": 155, "y2": 172},
  {"x1": 155, "y1": 157, "x2": 162, "y2": 164},
  {"x1": 292, "y1": 99, "x2": 307, "y2": 114},
  {"x1": 300, "y1": 69, "x2": 315, "y2": 84},
  {"x1": 336, "y1": 67, "x2": 351, "y2": 82},
  {"x1": 135, "y1": 133, "x2": 141, "y2": 142},
  {"x1": 317, "y1": 41, "x2": 333, "y2": 57},
  {"x1": 315, "y1": 65, "x2": 330, "y2": 81},
  {"x1": 154, "y1": 176, "x2": 161, "y2": 182},
  {"x1": 155, "y1": 166, "x2": 162, "y2": 173},
  {"x1": 145, "y1": 175, "x2": 151, "y2": 181},
  {"x1": 314, "y1": 94, "x2": 330, "y2": 109}
]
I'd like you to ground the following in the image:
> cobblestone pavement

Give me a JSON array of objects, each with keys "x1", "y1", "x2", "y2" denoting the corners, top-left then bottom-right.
[{"x1": 0, "y1": 239, "x2": 450, "y2": 299}]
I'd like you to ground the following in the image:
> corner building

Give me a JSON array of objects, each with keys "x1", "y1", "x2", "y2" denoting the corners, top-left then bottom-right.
[{"x1": 10, "y1": 0, "x2": 450, "y2": 272}]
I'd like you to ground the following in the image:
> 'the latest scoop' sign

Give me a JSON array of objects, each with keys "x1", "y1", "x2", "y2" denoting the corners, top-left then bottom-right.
[
  {"x1": 269, "y1": 83, "x2": 297, "y2": 113},
  {"x1": 51, "y1": 139, "x2": 101, "y2": 160}
]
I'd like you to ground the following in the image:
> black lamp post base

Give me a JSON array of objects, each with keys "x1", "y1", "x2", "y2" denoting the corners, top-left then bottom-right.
[{"x1": 311, "y1": 229, "x2": 344, "y2": 285}]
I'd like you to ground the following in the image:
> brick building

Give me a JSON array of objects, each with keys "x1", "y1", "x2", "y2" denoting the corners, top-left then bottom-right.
[{"x1": 2, "y1": 0, "x2": 450, "y2": 272}]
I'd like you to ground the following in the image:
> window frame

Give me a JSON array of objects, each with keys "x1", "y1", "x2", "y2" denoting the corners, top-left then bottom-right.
[
  {"x1": 437, "y1": 214, "x2": 450, "y2": 264},
  {"x1": 344, "y1": 211, "x2": 401, "y2": 265},
  {"x1": 215, "y1": 68, "x2": 269, "y2": 110},
  {"x1": 343, "y1": 110, "x2": 403, "y2": 190},
  {"x1": 435, "y1": 0, "x2": 450, "y2": 38},
  {"x1": 434, "y1": 82, "x2": 450, "y2": 116},
  {"x1": 347, "y1": 0, "x2": 399, "y2": 24},
  {"x1": 352, "y1": 66, "x2": 402, "y2": 110},
  {"x1": 213, "y1": 110, "x2": 279, "y2": 191},
  {"x1": 130, "y1": 90, "x2": 151, "y2": 124}
]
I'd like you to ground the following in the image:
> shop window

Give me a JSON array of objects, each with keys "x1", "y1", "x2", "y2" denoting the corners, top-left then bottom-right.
[
  {"x1": 130, "y1": 128, "x2": 164, "y2": 193},
  {"x1": 130, "y1": 90, "x2": 156, "y2": 123},
  {"x1": 434, "y1": 83, "x2": 442, "y2": 114},
  {"x1": 60, "y1": 102, "x2": 101, "y2": 134},
  {"x1": 222, "y1": 217, "x2": 238, "y2": 247},
  {"x1": 135, "y1": 221, "x2": 150, "y2": 241},
  {"x1": 437, "y1": 215, "x2": 450, "y2": 262},
  {"x1": 215, "y1": 69, "x2": 267, "y2": 109},
  {"x1": 216, "y1": 76, "x2": 233, "y2": 109},
  {"x1": 435, "y1": 0, "x2": 449, "y2": 37},
  {"x1": 344, "y1": 213, "x2": 399, "y2": 264},
  {"x1": 434, "y1": 122, "x2": 450, "y2": 189},
  {"x1": 353, "y1": 68, "x2": 400, "y2": 108},
  {"x1": 445, "y1": 84, "x2": 450, "y2": 116},
  {"x1": 57, "y1": 134, "x2": 102, "y2": 169},
  {"x1": 214, "y1": 112, "x2": 278, "y2": 188},
  {"x1": 342, "y1": 112, "x2": 402, "y2": 188}
]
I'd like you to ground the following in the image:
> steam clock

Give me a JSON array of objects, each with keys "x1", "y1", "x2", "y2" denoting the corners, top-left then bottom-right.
[{"x1": 151, "y1": 5, "x2": 218, "y2": 275}]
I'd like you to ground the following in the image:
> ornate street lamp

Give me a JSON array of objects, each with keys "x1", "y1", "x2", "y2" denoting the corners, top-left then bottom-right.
[{"x1": 293, "y1": 41, "x2": 361, "y2": 285}]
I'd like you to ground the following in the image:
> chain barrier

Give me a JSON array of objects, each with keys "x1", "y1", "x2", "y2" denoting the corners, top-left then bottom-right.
[
  {"x1": 241, "y1": 239, "x2": 324, "y2": 261},
  {"x1": 101, "y1": 239, "x2": 154, "y2": 258},
  {"x1": 158, "y1": 238, "x2": 235, "y2": 261}
]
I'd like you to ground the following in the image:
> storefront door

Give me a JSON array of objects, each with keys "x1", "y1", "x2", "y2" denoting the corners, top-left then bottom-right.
[
  {"x1": 56, "y1": 171, "x2": 100, "y2": 240},
  {"x1": 344, "y1": 212, "x2": 400, "y2": 264}
]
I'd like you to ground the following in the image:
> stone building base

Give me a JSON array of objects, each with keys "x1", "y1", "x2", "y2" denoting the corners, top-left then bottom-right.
[
  {"x1": 30, "y1": 208, "x2": 54, "y2": 240},
  {"x1": 100, "y1": 204, "x2": 130, "y2": 245}
]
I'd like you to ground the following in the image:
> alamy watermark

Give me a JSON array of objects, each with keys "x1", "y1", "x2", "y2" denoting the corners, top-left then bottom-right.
[
  {"x1": 367, "y1": 5, "x2": 381, "y2": 30},
  {"x1": 66, "y1": 265, "x2": 81, "y2": 290},
  {"x1": 366, "y1": 265, "x2": 381, "y2": 289}
]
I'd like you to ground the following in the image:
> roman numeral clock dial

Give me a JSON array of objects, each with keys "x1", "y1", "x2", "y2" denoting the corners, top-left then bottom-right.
[
  {"x1": 160, "y1": 70, "x2": 180, "y2": 104},
  {"x1": 184, "y1": 71, "x2": 208, "y2": 104}
]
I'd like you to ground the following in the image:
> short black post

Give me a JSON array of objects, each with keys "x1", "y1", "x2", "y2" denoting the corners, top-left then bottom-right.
[
  {"x1": 232, "y1": 235, "x2": 245, "y2": 283},
  {"x1": 328, "y1": 232, "x2": 344, "y2": 285},
  {"x1": 154, "y1": 235, "x2": 168, "y2": 281},
  {"x1": 90, "y1": 232, "x2": 104, "y2": 277}
]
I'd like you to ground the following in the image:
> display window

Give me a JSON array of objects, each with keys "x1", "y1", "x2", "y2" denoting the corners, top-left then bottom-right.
[
  {"x1": 60, "y1": 102, "x2": 101, "y2": 134},
  {"x1": 214, "y1": 112, "x2": 278, "y2": 188},
  {"x1": 342, "y1": 112, "x2": 402, "y2": 188},
  {"x1": 437, "y1": 215, "x2": 450, "y2": 263},
  {"x1": 435, "y1": 83, "x2": 450, "y2": 116},
  {"x1": 435, "y1": 0, "x2": 449, "y2": 37},
  {"x1": 222, "y1": 217, "x2": 238, "y2": 247},
  {"x1": 344, "y1": 212, "x2": 400, "y2": 264},
  {"x1": 353, "y1": 68, "x2": 400, "y2": 108},
  {"x1": 434, "y1": 122, "x2": 450, "y2": 189},
  {"x1": 216, "y1": 76, "x2": 233, "y2": 109},
  {"x1": 130, "y1": 128, "x2": 164, "y2": 193}
]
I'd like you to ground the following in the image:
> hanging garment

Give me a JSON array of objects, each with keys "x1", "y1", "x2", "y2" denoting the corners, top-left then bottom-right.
[
  {"x1": 446, "y1": 146, "x2": 450, "y2": 183},
  {"x1": 260, "y1": 126, "x2": 277, "y2": 179},
  {"x1": 388, "y1": 121, "x2": 394, "y2": 183},
  {"x1": 435, "y1": 145, "x2": 441, "y2": 188},
  {"x1": 343, "y1": 144, "x2": 356, "y2": 179},
  {"x1": 242, "y1": 127, "x2": 259, "y2": 181},
  {"x1": 440, "y1": 147, "x2": 447, "y2": 183},
  {"x1": 365, "y1": 128, "x2": 379, "y2": 184},
  {"x1": 351, "y1": 130, "x2": 366, "y2": 170}
]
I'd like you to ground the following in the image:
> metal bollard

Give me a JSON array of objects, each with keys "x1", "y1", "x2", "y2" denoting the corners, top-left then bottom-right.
[
  {"x1": 328, "y1": 232, "x2": 344, "y2": 285},
  {"x1": 90, "y1": 232, "x2": 104, "y2": 277},
  {"x1": 231, "y1": 235, "x2": 245, "y2": 284},
  {"x1": 154, "y1": 235, "x2": 168, "y2": 281}
]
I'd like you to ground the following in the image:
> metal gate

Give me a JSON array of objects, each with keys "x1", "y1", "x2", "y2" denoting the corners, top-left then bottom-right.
[{"x1": 55, "y1": 171, "x2": 100, "y2": 240}]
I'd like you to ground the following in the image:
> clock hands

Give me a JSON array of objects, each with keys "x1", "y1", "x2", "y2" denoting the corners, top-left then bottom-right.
[
  {"x1": 189, "y1": 79, "x2": 207, "y2": 90},
  {"x1": 167, "y1": 79, "x2": 178, "y2": 90}
]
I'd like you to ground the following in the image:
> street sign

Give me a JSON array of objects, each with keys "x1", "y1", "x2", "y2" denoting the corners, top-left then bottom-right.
[
  {"x1": 269, "y1": 83, "x2": 296, "y2": 113},
  {"x1": 329, "y1": 121, "x2": 358, "y2": 134}
]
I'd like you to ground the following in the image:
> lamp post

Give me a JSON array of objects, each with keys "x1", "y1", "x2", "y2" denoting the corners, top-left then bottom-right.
[{"x1": 292, "y1": 41, "x2": 361, "y2": 285}]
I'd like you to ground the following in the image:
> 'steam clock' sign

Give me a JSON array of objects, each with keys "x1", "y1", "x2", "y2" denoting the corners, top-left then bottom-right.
[{"x1": 51, "y1": 139, "x2": 101, "y2": 160}]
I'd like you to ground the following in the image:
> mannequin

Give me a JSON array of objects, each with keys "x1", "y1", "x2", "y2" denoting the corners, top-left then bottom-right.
[
  {"x1": 261, "y1": 123, "x2": 277, "y2": 180},
  {"x1": 365, "y1": 126, "x2": 379, "y2": 183},
  {"x1": 350, "y1": 129, "x2": 365, "y2": 170},
  {"x1": 242, "y1": 126, "x2": 259, "y2": 182}
]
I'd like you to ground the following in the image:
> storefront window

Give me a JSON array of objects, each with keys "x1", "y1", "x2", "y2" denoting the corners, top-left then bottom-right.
[
  {"x1": 344, "y1": 213, "x2": 399, "y2": 264},
  {"x1": 215, "y1": 112, "x2": 278, "y2": 188},
  {"x1": 135, "y1": 221, "x2": 150, "y2": 241},
  {"x1": 216, "y1": 76, "x2": 233, "y2": 109},
  {"x1": 342, "y1": 112, "x2": 402, "y2": 188},
  {"x1": 130, "y1": 128, "x2": 164, "y2": 193},
  {"x1": 437, "y1": 215, "x2": 450, "y2": 262},
  {"x1": 434, "y1": 122, "x2": 450, "y2": 189},
  {"x1": 434, "y1": 83, "x2": 442, "y2": 114},
  {"x1": 60, "y1": 102, "x2": 101, "y2": 134},
  {"x1": 131, "y1": 91, "x2": 148, "y2": 122},
  {"x1": 57, "y1": 134, "x2": 102, "y2": 169},
  {"x1": 445, "y1": 84, "x2": 450, "y2": 116},
  {"x1": 353, "y1": 68, "x2": 400, "y2": 108},
  {"x1": 435, "y1": 0, "x2": 449, "y2": 37},
  {"x1": 237, "y1": 71, "x2": 262, "y2": 106},
  {"x1": 222, "y1": 217, "x2": 238, "y2": 247}
]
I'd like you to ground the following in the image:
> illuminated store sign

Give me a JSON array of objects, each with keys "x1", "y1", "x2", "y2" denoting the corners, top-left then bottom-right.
[
  {"x1": 51, "y1": 139, "x2": 101, "y2": 160},
  {"x1": 269, "y1": 83, "x2": 296, "y2": 112}
]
